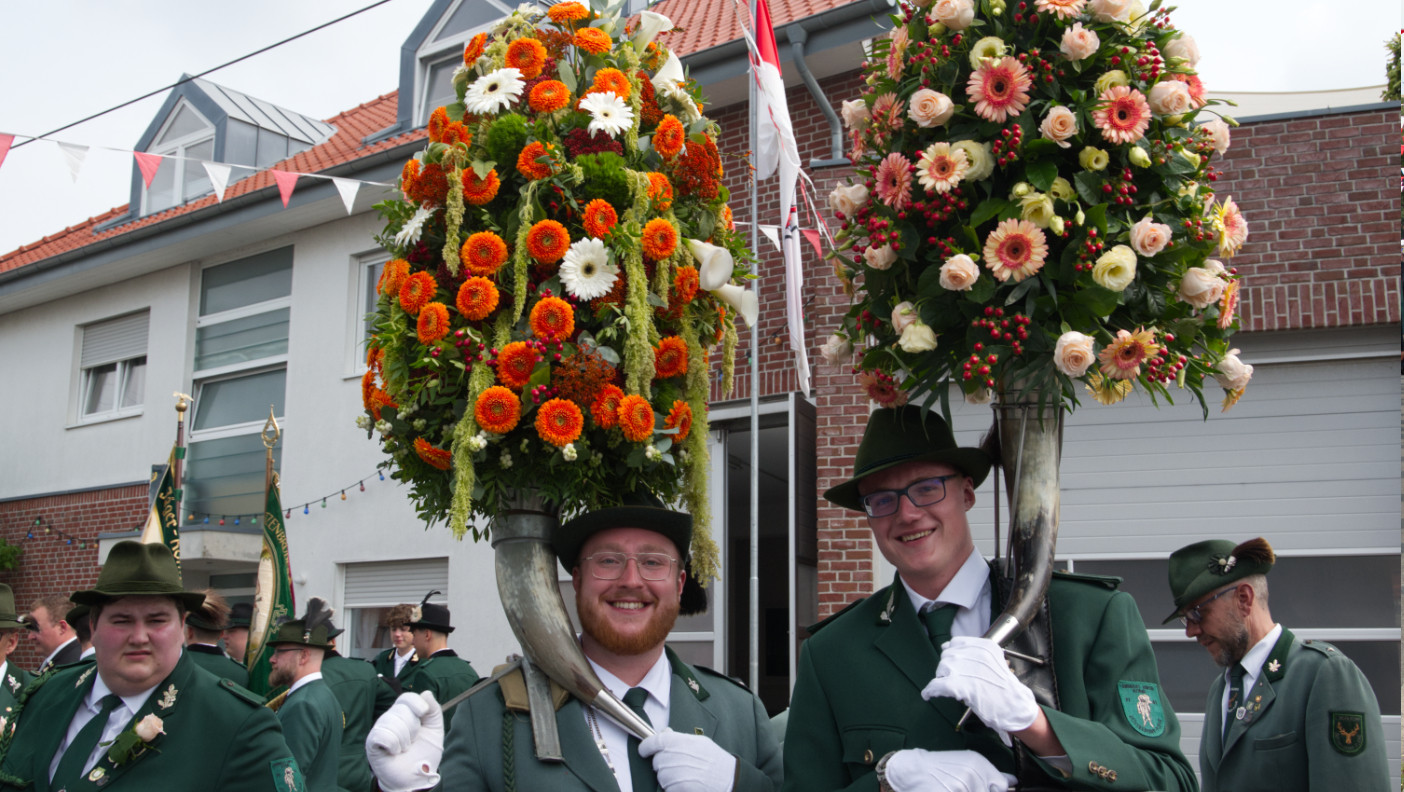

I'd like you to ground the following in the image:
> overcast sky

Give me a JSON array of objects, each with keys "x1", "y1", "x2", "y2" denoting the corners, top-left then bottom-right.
[{"x1": 0, "y1": 0, "x2": 1396, "y2": 257}]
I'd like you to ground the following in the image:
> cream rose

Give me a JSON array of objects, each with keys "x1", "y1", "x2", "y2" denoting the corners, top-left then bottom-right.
[
  {"x1": 840, "y1": 99, "x2": 870, "y2": 130},
  {"x1": 1059, "y1": 22, "x2": 1100, "y2": 61},
  {"x1": 1039, "y1": 106, "x2": 1078, "y2": 148},
  {"x1": 952, "y1": 140, "x2": 994, "y2": 180},
  {"x1": 1088, "y1": 0, "x2": 1130, "y2": 21},
  {"x1": 939, "y1": 254, "x2": 980, "y2": 291},
  {"x1": 969, "y1": 36, "x2": 1007, "y2": 69},
  {"x1": 932, "y1": 0, "x2": 975, "y2": 30},
  {"x1": 1200, "y1": 119, "x2": 1231, "y2": 155},
  {"x1": 1019, "y1": 192, "x2": 1056, "y2": 229},
  {"x1": 898, "y1": 320, "x2": 938, "y2": 352},
  {"x1": 820, "y1": 333, "x2": 853, "y2": 365},
  {"x1": 1128, "y1": 146, "x2": 1152, "y2": 168},
  {"x1": 864, "y1": 243, "x2": 897, "y2": 270},
  {"x1": 1079, "y1": 146, "x2": 1109, "y2": 171},
  {"x1": 1176, "y1": 265, "x2": 1227, "y2": 309},
  {"x1": 891, "y1": 301, "x2": 918, "y2": 333},
  {"x1": 907, "y1": 89, "x2": 955, "y2": 128},
  {"x1": 1092, "y1": 244, "x2": 1137, "y2": 291},
  {"x1": 1148, "y1": 81, "x2": 1192, "y2": 116},
  {"x1": 1129, "y1": 216, "x2": 1172, "y2": 257},
  {"x1": 828, "y1": 183, "x2": 868, "y2": 217},
  {"x1": 1214, "y1": 348, "x2": 1253, "y2": 391},
  {"x1": 1094, "y1": 70, "x2": 1129, "y2": 94},
  {"x1": 1163, "y1": 32, "x2": 1201, "y2": 67},
  {"x1": 1053, "y1": 331, "x2": 1096, "y2": 377},
  {"x1": 134, "y1": 714, "x2": 165, "y2": 743}
]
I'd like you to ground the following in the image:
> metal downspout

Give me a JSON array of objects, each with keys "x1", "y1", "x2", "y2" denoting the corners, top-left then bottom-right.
[{"x1": 785, "y1": 24, "x2": 849, "y2": 169}]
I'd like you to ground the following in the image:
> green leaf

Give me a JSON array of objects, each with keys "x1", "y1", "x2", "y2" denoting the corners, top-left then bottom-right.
[
  {"x1": 1073, "y1": 171, "x2": 1104, "y2": 206},
  {"x1": 907, "y1": 16, "x2": 928, "y2": 42},
  {"x1": 446, "y1": 102, "x2": 467, "y2": 123},
  {"x1": 1073, "y1": 284, "x2": 1121, "y2": 316},
  {"x1": 1025, "y1": 160, "x2": 1059, "y2": 192},
  {"x1": 917, "y1": 261, "x2": 947, "y2": 299},
  {"x1": 472, "y1": 160, "x2": 496, "y2": 180},
  {"x1": 969, "y1": 198, "x2": 1011, "y2": 229},
  {"x1": 966, "y1": 274, "x2": 998, "y2": 304},
  {"x1": 1004, "y1": 276, "x2": 1040, "y2": 307}
]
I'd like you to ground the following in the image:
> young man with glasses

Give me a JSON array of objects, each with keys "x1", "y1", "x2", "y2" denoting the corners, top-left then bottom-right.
[
  {"x1": 1164, "y1": 537, "x2": 1388, "y2": 791},
  {"x1": 365, "y1": 491, "x2": 783, "y2": 792},
  {"x1": 783, "y1": 405, "x2": 1194, "y2": 792}
]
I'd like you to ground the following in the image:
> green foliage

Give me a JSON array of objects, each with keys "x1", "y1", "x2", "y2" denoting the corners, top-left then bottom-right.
[
  {"x1": 483, "y1": 113, "x2": 529, "y2": 170},
  {"x1": 1384, "y1": 32, "x2": 1401, "y2": 101},
  {"x1": 575, "y1": 152, "x2": 633, "y2": 209},
  {"x1": 0, "y1": 537, "x2": 21, "y2": 571}
]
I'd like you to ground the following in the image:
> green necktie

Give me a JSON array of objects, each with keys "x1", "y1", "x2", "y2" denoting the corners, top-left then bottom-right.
[
  {"x1": 53, "y1": 694, "x2": 122, "y2": 789},
  {"x1": 924, "y1": 604, "x2": 957, "y2": 659},
  {"x1": 623, "y1": 687, "x2": 656, "y2": 792},
  {"x1": 1223, "y1": 663, "x2": 1246, "y2": 736}
]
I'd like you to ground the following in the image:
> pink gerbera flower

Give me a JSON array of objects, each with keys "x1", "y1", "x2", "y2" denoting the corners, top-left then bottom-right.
[
  {"x1": 874, "y1": 152, "x2": 913, "y2": 210},
  {"x1": 1217, "y1": 280, "x2": 1240, "y2": 330},
  {"x1": 1097, "y1": 327, "x2": 1161, "y2": 380},
  {"x1": 871, "y1": 93, "x2": 906, "y2": 133},
  {"x1": 1168, "y1": 72, "x2": 1207, "y2": 108},
  {"x1": 982, "y1": 219, "x2": 1048, "y2": 282},
  {"x1": 966, "y1": 57, "x2": 1032, "y2": 123},
  {"x1": 1093, "y1": 85, "x2": 1151, "y2": 144},
  {"x1": 1035, "y1": 0, "x2": 1086, "y2": 18},
  {"x1": 887, "y1": 28, "x2": 909, "y2": 81},
  {"x1": 916, "y1": 142, "x2": 969, "y2": 194},
  {"x1": 1215, "y1": 197, "x2": 1248, "y2": 257}
]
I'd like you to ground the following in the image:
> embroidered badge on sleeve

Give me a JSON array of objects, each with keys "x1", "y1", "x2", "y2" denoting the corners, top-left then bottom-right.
[{"x1": 1116, "y1": 681, "x2": 1166, "y2": 737}]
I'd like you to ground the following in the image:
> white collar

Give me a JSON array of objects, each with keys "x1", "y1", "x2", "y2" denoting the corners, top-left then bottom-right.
[
  {"x1": 1235, "y1": 623, "x2": 1282, "y2": 679},
  {"x1": 900, "y1": 547, "x2": 988, "y2": 615},
  {"x1": 41, "y1": 637, "x2": 78, "y2": 669},
  {"x1": 90, "y1": 673, "x2": 158, "y2": 719},
  {"x1": 288, "y1": 672, "x2": 324, "y2": 695},
  {"x1": 587, "y1": 649, "x2": 671, "y2": 709}
]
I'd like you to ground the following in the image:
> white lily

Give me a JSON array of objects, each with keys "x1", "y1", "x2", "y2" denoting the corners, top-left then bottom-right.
[
  {"x1": 632, "y1": 11, "x2": 672, "y2": 51},
  {"x1": 688, "y1": 239, "x2": 733, "y2": 291},
  {"x1": 712, "y1": 283, "x2": 758, "y2": 328}
]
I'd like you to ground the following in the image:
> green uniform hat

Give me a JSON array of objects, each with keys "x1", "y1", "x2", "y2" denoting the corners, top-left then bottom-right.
[
  {"x1": 63, "y1": 604, "x2": 90, "y2": 631},
  {"x1": 269, "y1": 598, "x2": 335, "y2": 649},
  {"x1": 227, "y1": 602, "x2": 253, "y2": 628},
  {"x1": 823, "y1": 405, "x2": 992, "y2": 512},
  {"x1": 72, "y1": 541, "x2": 205, "y2": 610},
  {"x1": 406, "y1": 590, "x2": 455, "y2": 634},
  {"x1": 0, "y1": 584, "x2": 25, "y2": 629},
  {"x1": 1163, "y1": 537, "x2": 1275, "y2": 624}
]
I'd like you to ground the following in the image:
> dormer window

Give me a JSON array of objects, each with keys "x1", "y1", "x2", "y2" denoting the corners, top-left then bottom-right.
[
  {"x1": 143, "y1": 101, "x2": 215, "y2": 215},
  {"x1": 414, "y1": 0, "x2": 517, "y2": 125}
]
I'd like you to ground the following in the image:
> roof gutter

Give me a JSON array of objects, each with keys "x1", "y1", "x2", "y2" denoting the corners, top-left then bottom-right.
[{"x1": 786, "y1": 23, "x2": 847, "y2": 168}]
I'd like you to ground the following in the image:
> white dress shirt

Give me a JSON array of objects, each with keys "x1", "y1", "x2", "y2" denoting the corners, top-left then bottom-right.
[
  {"x1": 582, "y1": 649, "x2": 671, "y2": 791},
  {"x1": 392, "y1": 648, "x2": 415, "y2": 677},
  {"x1": 49, "y1": 672, "x2": 158, "y2": 781},
  {"x1": 288, "y1": 670, "x2": 324, "y2": 696}
]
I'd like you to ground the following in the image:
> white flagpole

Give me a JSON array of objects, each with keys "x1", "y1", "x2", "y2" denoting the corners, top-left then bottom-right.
[{"x1": 747, "y1": 0, "x2": 761, "y2": 695}]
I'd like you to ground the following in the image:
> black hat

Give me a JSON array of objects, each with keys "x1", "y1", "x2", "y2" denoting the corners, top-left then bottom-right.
[
  {"x1": 72, "y1": 541, "x2": 206, "y2": 610},
  {"x1": 823, "y1": 406, "x2": 992, "y2": 512},
  {"x1": 227, "y1": 602, "x2": 253, "y2": 629},
  {"x1": 269, "y1": 598, "x2": 335, "y2": 649},
  {"x1": 406, "y1": 591, "x2": 454, "y2": 634},
  {"x1": 552, "y1": 490, "x2": 693, "y2": 572},
  {"x1": 63, "y1": 604, "x2": 90, "y2": 631}
]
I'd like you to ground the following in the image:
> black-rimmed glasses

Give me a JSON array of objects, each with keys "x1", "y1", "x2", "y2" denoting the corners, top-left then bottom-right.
[
  {"x1": 584, "y1": 552, "x2": 678, "y2": 581},
  {"x1": 860, "y1": 474, "x2": 959, "y2": 518},
  {"x1": 1179, "y1": 585, "x2": 1239, "y2": 626}
]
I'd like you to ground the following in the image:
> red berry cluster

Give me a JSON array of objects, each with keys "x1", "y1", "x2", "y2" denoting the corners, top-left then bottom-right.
[
  {"x1": 1072, "y1": 227, "x2": 1106, "y2": 272},
  {"x1": 970, "y1": 307, "x2": 1033, "y2": 355},
  {"x1": 992, "y1": 123, "x2": 1024, "y2": 167},
  {"x1": 1011, "y1": 2, "x2": 1041, "y2": 25},
  {"x1": 1099, "y1": 167, "x2": 1140, "y2": 206},
  {"x1": 1017, "y1": 48, "x2": 1064, "y2": 86}
]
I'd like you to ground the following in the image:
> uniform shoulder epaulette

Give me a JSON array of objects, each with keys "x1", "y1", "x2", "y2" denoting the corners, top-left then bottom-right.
[
  {"x1": 218, "y1": 677, "x2": 269, "y2": 707},
  {"x1": 1051, "y1": 569, "x2": 1122, "y2": 589},
  {"x1": 805, "y1": 594, "x2": 870, "y2": 635},
  {"x1": 692, "y1": 664, "x2": 750, "y2": 691},
  {"x1": 1300, "y1": 638, "x2": 1340, "y2": 656}
]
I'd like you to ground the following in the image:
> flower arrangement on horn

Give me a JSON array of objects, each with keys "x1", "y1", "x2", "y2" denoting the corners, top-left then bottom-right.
[
  {"x1": 823, "y1": 0, "x2": 1253, "y2": 414},
  {"x1": 361, "y1": 1, "x2": 753, "y2": 579}
]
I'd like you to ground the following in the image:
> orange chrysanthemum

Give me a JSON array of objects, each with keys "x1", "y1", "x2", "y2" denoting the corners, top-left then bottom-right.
[
  {"x1": 720, "y1": 205, "x2": 734, "y2": 230},
  {"x1": 456, "y1": 277, "x2": 500, "y2": 321},
  {"x1": 529, "y1": 296, "x2": 576, "y2": 340},
  {"x1": 417, "y1": 302, "x2": 451, "y2": 344},
  {"x1": 378, "y1": 258, "x2": 410, "y2": 296},
  {"x1": 529, "y1": 80, "x2": 571, "y2": 113},
  {"x1": 440, "y1": 122, "x2": 472, "y2": 147},
  {"x1": 462, "y1": 168, "x2": 501, "y2": 205},
  {"x1": 653, "y1": 114, "x2": 685, "y2": 159},
  {"x1": 475, "y1": 386, "x2": 521, "y2": 434},
  {"x1": 590, "y1": 384, "x2": 625, "y2": 428},
  {"x1": 581, "y1": 199, "x2": 618, "y2": 239},
  {"x1": 505, "y1": 37, "x2": 549, "y2": 79},
  {"x1": 399, "y1": 271, "x2": 438, "y2": 316},
  {"x1": 592, "y1": 68, "x2": 631, "y2": 99},
  {"x1": 366, "y1": 345, "x2": 385, "y2": 376},
  {"x1": 427, "y1": 107, "x2": 450, "y2": 143},
  {"x1": 496, "y1": 341, "x2": 539, "y2": 389},
  {"x1": 360, "y1": 369, "x2": 377, "y2": 409},
  {"x1": 525, "y1": 219, "x2": 570, "y2": 264},
  {"x1": 516, "y1": 141, "x2": 556, "y2": 181},
  {"x1": 535, "y1": 398, "x2": 585, "y2": 447},
  {"x1": 663, "y1": 400, "x2": 693, "y2": 443},
  {"x1": 646, "y1": 171, "x2": 674, "y2": 211},
  {"x1": 400, "y1": 159, "x2": 420, "y2": 199},
  {"x1": 616, "y1": 394, "x2": 655, "y2": 442},
  {"x1": 673, "y1": 265, "x2": 699, "y2": 304},
  {"x1": 641, "y1": 218, "x2": 679, "y2": 261},
  {"x1": 637, "y1": 70, "x2": 664, "y2": 126},
  {"x1": 413, "y1": 437, "x2": 453, "y2": 470},
  {"x1": 575, "y1": 27, "x2": 610, "y2": 55},
  {"x1": 405, "y1": 162, "x2": 450, "y2": 207},
  {"x1": 368, "y1": 389, "x2": 398, "y2": 422},
  {"x1": 548, "y1": 1, "x2": 588, "y2": 24},
  {"x1": 653, "y1": 336, "x2": 688, "y2": 379},
  {"x1": 463, "y1": 32, "x2": 488, "y2": 65},
  {"x1": 461, "y1": 231, "x2": 509, "y2": 276}
]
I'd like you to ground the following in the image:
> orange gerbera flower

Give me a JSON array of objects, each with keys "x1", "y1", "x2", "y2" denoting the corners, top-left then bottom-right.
[
  {"x1": 673, "y1": 265, "x2": 699, "y2": 303},
  {"x1": 641, "y1": 218, "x2": 679, "y2": 261},
  {"x1": 440, "y1": 121, "x2": 472, "y2": 147},
  {"x1": 548, "y1": 1, "x2": 588, "y2": 24},
  {"x1": 592, "y1": 68, "x2": 631, "y2": 99},
  {"x1": 399, "y1": 271, "x2": 438, "y2": 316},
  {"x1": 378, "y1": 258, "x2": 410, "y2": 296},
  {"x1": 663, "y1": 400, "x2": 693, "y2": 443},
  {"x1": 360, "y1": 369, "x2": 377, "y2": 409},
  {"x1": 590, "y1": 384, "x2": 625, "y2": 428},
  {"x1": 616, "y1": 394, "x2": 655, "y2": 442},
  {"x1": 525, "y1": 219, "x2": 570, "y2": 264},
  {"x1": 535, "y1": 398, "x2": 584, "y2": 447},
  {"x1": 653, "y1": 336, "x2": 688, "y2": 378},
  {"x1": 529, "y1": 296, "x2": 576, "y2": 340},
  {"x1": 475, "y1": 386, "x2": 521, "y2": 434},
  {"x1": 400, "y1": 159, "x2": 420, "y2": 198},
  {"x1": 462, "y1": 168, "x2": 501, "y2": 205},
  {"x1": 646, "y1": 171, "x2": 673, "y2": 211},
  {"x1": 428, "y1": 106, "x2": 450, "y2": 142},
  {"x1": 495, "y1": 341, "x2": 539, "y2": 389},
  {"x1": 575, "y1": 27, "x2": 610, "y2": 55},
  {"x1": 369, "y1": 389, "x2": 398, "y2": 421},
  {"x1": 417, "y1": 302, "x2": 451, "y2": 344},
  {"x1": 456, "y1": 277, "x2": 499, "y2": 321},
  {"x1": 405, "y1": 162, "x2": 450, "y2": 207},
  {"x1": 463, "y1": 32, "x2": 488, "y2": 65},
  {"x1": 516, "y1": 141, "x2": 556, "y2": 181},
  {"x1": 413, "y1": 437, "x2": 453, "y2": 470},
  {"x1": 461, "y1": 231, "x2": 509, "y2": 276},
  {"x1": 529, "y1": 80, "x2": 571, "y2": 113},
  {"x1": 505, "y1": 37, "x2": 549, "y2": 79},
  {"x1": 581, "y1": 199, "x2": 618, "y2": 238},
  {"x1": 653, "y1": 114, "x2": 685, "y2": 159},
  {"x1": 1097, "y1": 327, "x2": 1161, "y2": 381}
]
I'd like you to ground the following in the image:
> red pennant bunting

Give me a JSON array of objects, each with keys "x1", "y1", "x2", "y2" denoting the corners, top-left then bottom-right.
[
  {"x1": 0, "y1": 134, "x2": 12, "y2": 172},
  {"x1": 271, "y1": 170, "x2": 300, "y2": 208},
  {"x1": 801, "y1": 228, "x2": 822, "y2": 259},
  {"x1": 133, "y1": 152, "x2": 164, "y2": 188}
]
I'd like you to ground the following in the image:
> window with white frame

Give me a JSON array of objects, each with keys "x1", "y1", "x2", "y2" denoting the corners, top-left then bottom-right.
[
  {"x1": 341, "y1": 558, "x2": 449, "y2": 660},
  {"x1": 77, "y1": 311, "x2": 150, "y2": 422},
  {"x1": 142, "y1": 101, "x2": 215, "y2": 215},
  {"x1": 356, "y1": 251, "x2": 390, "y2": 370},
  {"x1": 415, "y1": 0, "x2": 514, "y2": 124}
]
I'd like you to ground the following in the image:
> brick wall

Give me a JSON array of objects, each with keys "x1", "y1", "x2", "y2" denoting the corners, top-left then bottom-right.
[{"x1": 0, "y1": 485, "x2": 146, "y2": 669}]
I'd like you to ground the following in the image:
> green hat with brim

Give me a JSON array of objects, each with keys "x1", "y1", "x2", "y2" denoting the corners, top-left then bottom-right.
[
  {"x1": 72, "y1": 541, "x2": 205, "y2": 611},
  {"x1": 824, "y1": 405, "x2": 992, "y2": 512},
  {"x1": 1163, "y1": 537, "x2": 1275, "y2": 624},
  {"x1": 64, "y1": 604, "x2": 90, "y2": 631},
  {"x1": 268, "y1": 618, "x2": 334, "y2": 650},
  {"x1": 227, "y1": 602, "x2": 253, "y2": 629},
  {"x1": 552, "y1": 490, "x2": 692, "y2": 574},
  {"x1": 0, "y1": 584, "x2": 25, "y2": 629}
]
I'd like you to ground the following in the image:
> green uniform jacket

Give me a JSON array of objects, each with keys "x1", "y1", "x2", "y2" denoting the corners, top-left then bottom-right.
[
  {"x1": 0, "y1": 663, "x2": 33, "y2": 728},
  {"x1": 1198, "y1": 627, "x2": 1389, "y2": 791},
  {"x1": 370, "y1": 649, "x2": 417, "y2": 683},
  {"x1": 277, "y1": 678, "x2": 343, "y2": 792},
  {"x1": 321, "y1": 653, "x2": 397, "y2": 792},
  {"x1": 186, "y1": 644, "x2": 251, "y2": 688},
  {"x1": 437, "y1": 648, "x2": 783, "y2": 792},
  {"x1": 401, "y1": 650, "x2": 478, "y2": 713},
  {"x1": 0, "y1": 653, "x2": 302, "y2": 791},
  {"x1": 783, "y1": 570, "x2": 1196, "y2": 792}
]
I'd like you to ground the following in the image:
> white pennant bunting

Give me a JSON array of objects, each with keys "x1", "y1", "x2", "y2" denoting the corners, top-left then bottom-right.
[
  {"x1": 331, "y1": 177, "x2": 360, "y2": 215},
  {"x1": 57, "y1": 142, "x2": 89, "y2": 183},
  {"x1": 759, "y1": 223, "x2": 781, "y2": 253},
  {"x1": 203, "y1": 161, "x2": 232, "y2": 202}
]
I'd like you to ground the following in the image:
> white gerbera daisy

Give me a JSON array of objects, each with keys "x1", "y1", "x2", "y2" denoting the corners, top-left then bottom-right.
[
  {"x1": 558, "y1": 238, "x2": 619, "y2": 300},
  {"x1": 393, "y1": 205, "x2": 435, "y2": 246},
  {"x1": 464, "y1": 67, "x2": 525, "y2": 115},
  {"x1": 915, "y1": 142, "x2": 969, "y2": 194},
  {"x1": 578, "y1": 92, "x2": 635, "y2": 137}
]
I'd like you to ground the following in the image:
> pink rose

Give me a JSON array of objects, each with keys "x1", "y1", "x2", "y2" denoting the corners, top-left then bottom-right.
[
  {"x1": 864, "y1": 244, "x2": 897, "y2": 270},
  {"x1": 819, "y1": 334, "x2": 853, "y2": 365},
  {"x1": 1200, "y1": 119, "x2": 1230, "y2": 155},
  {"x1": 828, "y1": 183, "x2": 869, "y2": 218},
  {"x1": 1176, "y1": 265, "x2": 1227, "y2": 309},
  {"x1": 1147, "y1": 81, "x2": 1192, "y2": 116},
  {"x1": 1039, "y1": 106, "x2": 1078, "y2": 148},
  {"x1": 1129, "y1": 216, "x2": 1172, "y2": 257},
  {"x1": 1088, "y1": 0, "x2": 1130, "y2": 21},
  {"x1": 938, "y1": 254, "x2": 980, "y2": 291},
  {"x1": 134, "y1": 714, "x2": 165, "y2": 743},
  {"x1": 907, "y1": 89, "x2": 955, "y2": 128},
  {"x1": 1214, "y1": 348, "x2": 1253, "y2": 391},
  {"x1": 891, "y1": 301, "x2": 918, "y2": 333},
  {"x1": 932, "y1": 0, "x2": 974, "y2": 30},
  {"x1": 1053, "y1": 331, "x2": 1096, "y2": 377},
  {"x1": 1059, "y1": 23, "x2": 1100, "y2": 61},
  {"x1": 1163, "y1": 33, "x2": 1201, "y2": 67}
]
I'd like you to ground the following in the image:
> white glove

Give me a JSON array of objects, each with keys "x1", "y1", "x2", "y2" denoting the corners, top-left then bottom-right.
[
  {"x1": 366, "y1": 691, "x2": 444, "y2": 792},
  {"x1": 921, "y1": 636, "x2": 1040, "y2": 746},
  {"x1": 884, "y1": 748, "x2": 1017, "y2": 792},
  {"x1": 638, "y1": 727, "x2": 738, "y2": 792}
]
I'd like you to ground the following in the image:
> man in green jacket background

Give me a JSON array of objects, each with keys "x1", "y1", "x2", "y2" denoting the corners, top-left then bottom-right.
[
  {"x1": 783, "y1": 406, "x2": 1195, "y2": 792},
  {"x1": 0, "y1": 584, "x2": 33, "y2": 722},
  {"x1": 369, "y1": 604, "x2": 418, "y2": 685},
  {"x1": 321, "y1": 621, "x2": 397, "y2": 792},
  {"x1": 268, "y1": 600, "x2": 344, "y2": 792},
  {"x1": 184, "y1": 588, "x2": 250, "y2": 687},
  {"x1": 399, "y1": 598, "x2": 479, "y2": 717},
  {"x1": 1165, "y1": 537, "x2": 1389, "y2": 791}
]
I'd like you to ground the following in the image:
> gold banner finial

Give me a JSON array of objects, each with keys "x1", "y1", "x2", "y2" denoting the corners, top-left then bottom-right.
[
  {"x1": 262, "y1": 406, "x2": 281, "y2": 451},
  {"x1": 173, "y1": 392, "x2": 192, "y2": 418}
]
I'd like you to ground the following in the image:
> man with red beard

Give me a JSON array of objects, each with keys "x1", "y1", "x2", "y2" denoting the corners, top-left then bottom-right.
[{"x1": 365, "y1": 492, "x2": 783, "y2": 792}]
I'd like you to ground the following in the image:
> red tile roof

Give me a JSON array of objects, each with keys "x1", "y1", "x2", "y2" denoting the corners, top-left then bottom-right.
[{"x1": 653, "y1": 0, "x2": 850, "y2": 56}]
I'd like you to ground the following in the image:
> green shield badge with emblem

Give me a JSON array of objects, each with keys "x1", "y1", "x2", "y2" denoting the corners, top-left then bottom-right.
[
  {"x1": 1117, "y1": 681, "x2": 1166, "y2": 737},
  {"x1": 1330, "y1": 711, "x2": 1366, "y2": 755},
  {"x1": 269, "y1": 757, "x2": 305, "y2": 792}
]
